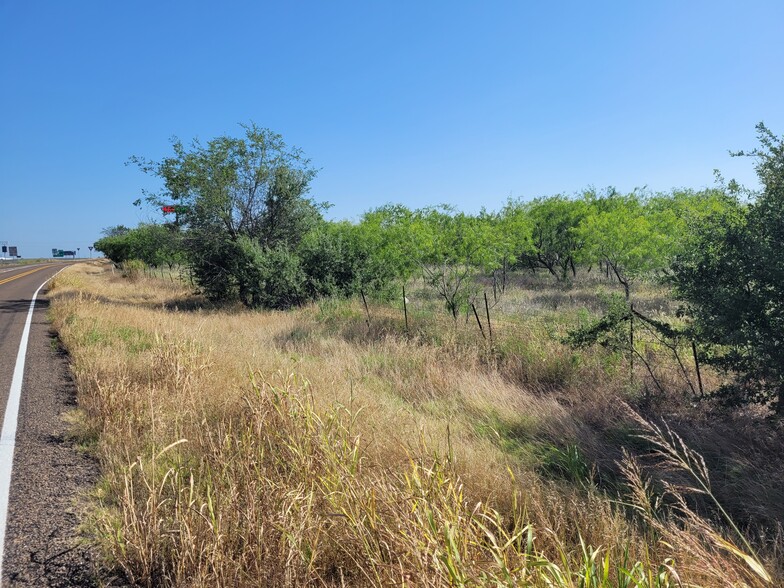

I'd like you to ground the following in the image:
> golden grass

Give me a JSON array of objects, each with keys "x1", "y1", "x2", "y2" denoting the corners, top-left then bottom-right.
[{"x1": 50, "y1": 262, "x2": 778, "y2": 586}]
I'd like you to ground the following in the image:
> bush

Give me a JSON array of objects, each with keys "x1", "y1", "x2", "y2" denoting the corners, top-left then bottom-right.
[
  {"x1": 96, "y1": 224, "x2": 185, "y2": 267},
  {"x1": 188, "y1": 236, "x2": 242, "y2": 302},
  {"x1": 671, "y1": 123, "x2": 784, "y2": 413},
  {"x1": 121, "y1": 259, "x2": 145, "y2": 281},
  {"x1": 237, "y1": 239, "x2": 305, "y2": 310},
  {"x1": 299, "y1": 223, "x2": 399, "y2": 301}
]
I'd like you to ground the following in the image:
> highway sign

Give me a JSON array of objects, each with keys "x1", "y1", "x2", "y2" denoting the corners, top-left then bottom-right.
[{"x1": 162, "y1": 205, "x2": 188, "y2": 214}]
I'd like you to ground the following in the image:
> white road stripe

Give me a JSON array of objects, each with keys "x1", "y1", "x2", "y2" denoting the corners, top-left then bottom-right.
[
  {"x1": 0, "y1": 265, "x2": 42, "y2": 275},
  {"x1": 0, "y1": 267, "x2": 66, "y2": 579}
]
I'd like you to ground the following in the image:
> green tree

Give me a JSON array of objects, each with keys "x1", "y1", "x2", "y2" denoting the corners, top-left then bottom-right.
[
  {"x1": 101, "y1": 225, "x2": 132, "y2": 238},
  {"x1": 485, "y1": 201, "x2": 533, "y2": 301},
  {"x1": 233, "y1": 237, "x2": 305, "y2": 309},
  {"x1": 412, "y1": 207, "x2": 494, "y2": 319},
  {"x1": 523, "y1": 195, "x2": 587, "y2": 279},
  {"x1": 359, "y1": 204, "x2": 421, "y2": 282},
  {"x1": 672, "y1": 123, "x2": 784, "y2": 413},
  {"x1": 94, "y1": 223, "x2": 185, "y2": 268},
  {"x1": 298, "y1": 221, "x2": 399, "y2": 300},
  {"x1": 94, "y1": 233, "x2": 132, "y2": 264},
  {"x1": 578, "y1": 190, "x2": 680, "y2": 298},
  {"x1": 130, "y1": 124, "x2": 324, "y2": 305},
  {"x1": 647, "y1": 188, "x2": 736, "y2": 263}
]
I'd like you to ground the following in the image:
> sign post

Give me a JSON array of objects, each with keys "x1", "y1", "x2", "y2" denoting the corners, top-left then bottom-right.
[{"x1": 162, "y1": 204, "x2": 188, "y2": 225}]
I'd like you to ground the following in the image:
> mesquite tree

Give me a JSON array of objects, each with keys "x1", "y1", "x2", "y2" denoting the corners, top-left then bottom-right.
[
  {"x1": 129, "y1": 123, "x2": 324, "y2": 305},
  {"x1": 672, "y1": 123, "x2": 784, "y2": 414}
]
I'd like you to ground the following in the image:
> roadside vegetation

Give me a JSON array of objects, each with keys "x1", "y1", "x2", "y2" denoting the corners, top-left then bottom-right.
[
  {"x1": 0, "y1": 257, "x2": 69, "y2": 266},
  {"x1": 51, "y1": 263, "x2": 782, "y2": 586},
  {"x1": 51, "y1": 122, "x2": 784, "y2": 585}
]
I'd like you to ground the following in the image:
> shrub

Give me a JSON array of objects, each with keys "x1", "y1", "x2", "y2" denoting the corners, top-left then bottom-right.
[{"x1": 120, "y1": 259, "x2": 145, "y2": 281}]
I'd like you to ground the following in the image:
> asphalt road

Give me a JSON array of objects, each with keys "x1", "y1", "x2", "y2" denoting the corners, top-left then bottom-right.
[{"x1": 0, "y1": 263, "x2": 99, "y2": 586}]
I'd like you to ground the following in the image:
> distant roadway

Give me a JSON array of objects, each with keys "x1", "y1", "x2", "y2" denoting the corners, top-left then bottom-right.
[{"x1": 0, "y1": 262, "x2": 98, "y2": 585}]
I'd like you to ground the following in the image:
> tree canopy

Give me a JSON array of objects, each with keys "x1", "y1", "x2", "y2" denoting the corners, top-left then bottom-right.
[
  {"x1": 128, "y1": 124, "x2": 324, "y2": 305},
  {"x1": 92, "y1": 121, "x2": 784, "y2": 419},
  {"x1": 672, "y1": 123, "x2": 784, "y2": 413}
]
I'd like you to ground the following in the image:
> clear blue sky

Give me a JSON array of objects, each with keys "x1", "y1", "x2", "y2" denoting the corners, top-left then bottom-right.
[{"x1": 1, "y1": 1, "x2": 782, "y2": 258}]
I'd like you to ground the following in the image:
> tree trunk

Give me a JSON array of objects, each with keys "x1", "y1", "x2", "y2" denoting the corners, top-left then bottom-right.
[{"x1": 608, "y1": 260, "x2": 630, "y2": 299}]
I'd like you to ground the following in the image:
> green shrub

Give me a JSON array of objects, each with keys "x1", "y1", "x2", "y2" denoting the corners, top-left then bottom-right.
[
  {"x1": 298, "y1": 222, "x2": 399, "y2": 300},
  {"x1": 121, "y1": 259, "x2": 145, "y2": 281},
  {"x1": 188, "y1": 236, "x2": 242, "y2": 302},
  {"x1": 229, "y1": 236, "x2": 305, "y2": 309}
]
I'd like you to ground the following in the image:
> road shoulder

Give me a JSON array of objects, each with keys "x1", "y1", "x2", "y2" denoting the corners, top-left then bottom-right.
[{"x1": 2, "y1": 290, "x2": 101, "y2": 586}]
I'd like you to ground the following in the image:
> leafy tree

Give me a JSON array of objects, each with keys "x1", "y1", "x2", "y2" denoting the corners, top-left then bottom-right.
[
  {"x1": 130, "y1": 124, "x2": 324, "y2": 305},
  {"x1": 233, "y1": 237, "x2": 305, "y2": 309},
  {"x1": 672, "y1": 123, "x2": 784, "y2": 413},
  {"x1": 412, "y1": 207, "x2": 495, "y2": 319},
  {"x1": 578, "y1": 189, "x2": 695, "y2": 298},
  {"x1": 647, "y1": 188, "x2": 736, "y2": 263},
  {"x1": 358, "y1": 204, "x2": 422, "y2": 282},
  {"x1": 298, "y1": 221, "x2": 397, "y2": 300},
  {"x1": 186, "y1": 234, "x2": 243, "y2": 302},
  {"x1": 101, "y1": 225, "x2": 132, "y2": 238},
  {"x1": 94, "y1": 233, "x2": 132, "y2": 264},
  {"x1": 154, "y1": 225, "x2": 186, "y2": 270},
  {"x1": 94, "y1": 223, "x2": 185, "y2": 267},
  {"x1": 523, "y1": 195, "x2": 587, "y2": 279},
  {"x1": 484, "y1": 201, "x2": 533, "y2": 301}
]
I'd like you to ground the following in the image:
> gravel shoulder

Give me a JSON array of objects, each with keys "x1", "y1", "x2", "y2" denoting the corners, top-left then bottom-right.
[{"x1": 2, "y1": 285, "x2": 101, "y2": 586}]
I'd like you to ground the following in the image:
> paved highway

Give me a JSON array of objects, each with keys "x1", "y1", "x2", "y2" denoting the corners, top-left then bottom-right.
[{"x1": 0, "y1": 263, "x2": 98, "y2": 585}]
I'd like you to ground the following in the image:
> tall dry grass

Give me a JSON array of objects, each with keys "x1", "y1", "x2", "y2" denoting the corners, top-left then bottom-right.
[{"x1": 50, "y1": 262, "x2": 778, "y2": 586}]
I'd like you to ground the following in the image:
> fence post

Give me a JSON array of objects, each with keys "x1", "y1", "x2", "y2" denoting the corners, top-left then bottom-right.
[
  {"x1": 402, "y1": 284, "x2": 409, "y2": 333},
  {"x1": 471, "y1": 303, "x2": 486, "y2": 339},
  {"x1": 692, "y1": 340, "x2": 704, "y2": 398},
  {"x1": 360, "y1": 290, "x2": 371, "y2": 328},
  {"x1": 484, "y1": 292, "x2": 493, "y2": 349},
  {"x1": 629, "y1": 303, "x2": 634, "y2": 384}
]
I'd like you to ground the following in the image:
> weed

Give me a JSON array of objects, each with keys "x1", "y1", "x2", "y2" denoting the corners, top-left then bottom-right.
[
  {"x1": 538, "y1": 444, "x2": 592, "y2": 485},
  {"x1": 47, "y1": 262, "x2": 782, "y2": 586}
]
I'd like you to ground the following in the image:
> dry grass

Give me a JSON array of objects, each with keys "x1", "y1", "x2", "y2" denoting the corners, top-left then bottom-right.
[{"x1": 50, "y1": 261, "x2": 780, "y2": 586}]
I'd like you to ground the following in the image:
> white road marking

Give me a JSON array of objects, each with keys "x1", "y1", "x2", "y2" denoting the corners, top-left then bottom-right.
[
  {"x1": 0, "y1": 265, "x2": 41, "y2": 275},
  {"x1": 0, "y1": 264, "x2": 56, "y2": 276},
  {"x1": 0, "y1": 268, "x2": 66, "y2": 579}
]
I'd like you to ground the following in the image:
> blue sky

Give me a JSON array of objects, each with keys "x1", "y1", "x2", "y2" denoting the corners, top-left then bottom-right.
[{"x1": 1, "y1": 1, "x2": 783, "y2": 258}]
